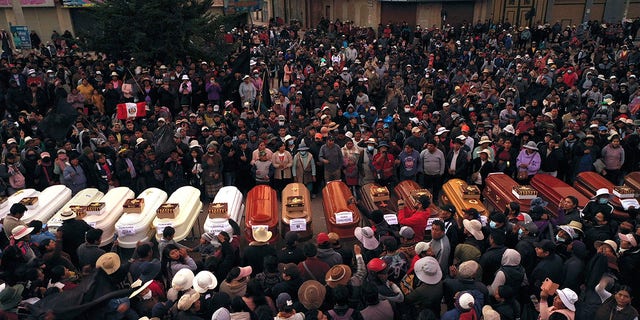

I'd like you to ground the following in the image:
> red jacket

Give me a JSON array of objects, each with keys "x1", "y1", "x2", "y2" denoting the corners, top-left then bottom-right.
[{"x1": 398, "y1": 207, "x2": 430, "y2": 241}]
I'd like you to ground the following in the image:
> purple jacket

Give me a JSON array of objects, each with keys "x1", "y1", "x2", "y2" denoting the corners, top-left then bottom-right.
[{"x1": 516, "y1": 149, "x2": 541, "y2": 175}]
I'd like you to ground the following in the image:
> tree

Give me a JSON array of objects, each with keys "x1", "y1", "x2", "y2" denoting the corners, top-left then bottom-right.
[{"x1": 79, "y1": 0, "x2": 239, "y2": 64}]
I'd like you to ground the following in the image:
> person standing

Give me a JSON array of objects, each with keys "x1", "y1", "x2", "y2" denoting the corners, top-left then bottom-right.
[
  {"x1": 319, "y1": 136, "x2": 343, "y2": 182},
  {"x1": 63, "y1": 151, "x2": 87, "y2": 195},
  {"x1": 515, "y1": 141, "x2": 541, "y2": 184},
  {"x1": 272, "y1": 142, "x2": 293, "y2": 194},
  {"x1": 601, "y1": 135, "x2": 625, "y2": 184},
  {"x1": 57, "y1": 209, "x2": 93, "y2": 268},
  {"x1": 292, "y1": 141, "x2": 316, "y2": 193},
  {"x1": 396, "y1": 143, "x2": 421, "y2": 182},
  {"x1": 372, "y1": 141, "x2": 396, "y2": 187},
  {"x1": 421, "y1": 139, "x2": 446, "y2": 200}
]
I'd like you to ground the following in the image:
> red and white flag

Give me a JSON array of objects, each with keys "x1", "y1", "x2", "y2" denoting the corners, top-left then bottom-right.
[{"x1": 116, "y1": 102, "x2": 147, "y2": 120}]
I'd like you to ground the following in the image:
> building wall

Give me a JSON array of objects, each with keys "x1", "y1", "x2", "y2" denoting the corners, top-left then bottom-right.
[
  {"x1": 1, "y1": 6, "x2": 72, "y2": 42},
  {"x1": 416, "y1": 3, "x2": 443, "y2": 28}
]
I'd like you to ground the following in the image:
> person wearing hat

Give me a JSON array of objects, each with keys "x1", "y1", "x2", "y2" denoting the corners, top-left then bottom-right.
[
  {"x1": 515, "y1": 141, "x2": 541, "y2": 184},
  {"x1": 291, "y1": 140, "x2": 316, "y2": 194},
  {"x1": 298, "y1": 280, "x2": 327, "y2": 317},
  {"x1": 178, "y1": 74, "x2": 193, "y2": 107},
  {"x1": 572, "y1": 133, "x2": 600, "y2": 181},
  {"x1": 539, "y1": 287, "x2": 578, "y2": 320},
  {"x1": 372, "y1": 141, "x2": 396, "y2": 186},
  {"x1": 1, "y1": 203, "x2": 27, "y2": 243},
  {"x1": 404, "y1": 256, "x2": 444, "y2": 316},
  {"x1": 367, "y1": 257, "x2": 404, "y2": 303},
  {"x1": 582, "y1": 188, "x2": 615, "y2": 226},
  {"x1": 57, "y1": 206, "x2": 93, "y2": 267},
  {"x1": 243, "y1": 226, "x2": 277, "y2": 274}
]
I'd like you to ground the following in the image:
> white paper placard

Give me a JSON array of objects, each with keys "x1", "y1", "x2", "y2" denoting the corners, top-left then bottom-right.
[
  {"x1": 118, "y1": 225, "x2": 136, "y2": 237},
  {"x1": 621, "y1": 198, "x2": 640, "y2": 210},
  {"x1": 209, "y1": 223, "x2": 227, "y2": 234},
  {"x1": 335, "y1": 211, "x2": 354, "y2": 224},
  {"x1": 290, "y1": 218, "x2": 307, "y2": 231},
  {"x1": 251, "y1": 225, "x2": 269, "y2": 231},
  {"x1": 87, "y1": 221, "x2": 97, "y2": 228},
  {"x1": 156, "y1": 222, "x2": 173, "y2": 234},
  {"x1": 425, "y1": 217, "x2": 441, "y2": 230},
  {"x1": 383, "y1": 214, "x2": 398, "y2": 225}
]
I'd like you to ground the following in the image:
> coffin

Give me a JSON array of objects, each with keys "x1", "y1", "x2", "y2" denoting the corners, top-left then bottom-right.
[
  {"x1": 530, "y1": 174, "x2": 589, "y2": 214},
  {"x1": 47, "y1": 188, "x2": 104, "y2": 233},
  {"x1": 115, "y1": 188, "x2": 168, "y2": 248},
  {"x1": 359, "y1": 183, "x2": 398, "y2": 223},
  {"x1": 203, "y1": 186, "x2": 244, "y2": 236},
  {"x1": 322, "y1": 181, "x2": 361, "y2": 239},
  {"x1": 19, "y1": 185, "x2": 72, "y2": 224},
  {"x1": 574, "y1": 172, "x2": 630, "y2": 220},
  {"x1": 624, "y1": 172, "x2": 640, "y2": 197},
  {"x1": 82, "y1": 187, "x2": 135, "y2": 247},
  {"x1": 0, "y1": 189, "x2": 39, "y2": 220},
  {"x1": 245, "y1": 185, "x2": 279, "y2": 243},
  {"x1": 153, "y1": 186, "x2": 203, "y2": 242},
  {"x1": 441, "y1": 179, "x2": 488, "y2": 223},
  {"x1": 483, "y1": 173, "x2": 535, "y2": 214},
  {"x1": 281, "y1": 183, "x2": 313, "y2": 240},
  {"x1": 393, "y1": 180, "x2": 442, "y2": 218}
]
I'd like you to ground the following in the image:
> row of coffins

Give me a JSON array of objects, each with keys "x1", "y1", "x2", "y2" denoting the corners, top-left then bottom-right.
[{"x1": 2, "y1": 170, "x2": 636, "y2": 248}]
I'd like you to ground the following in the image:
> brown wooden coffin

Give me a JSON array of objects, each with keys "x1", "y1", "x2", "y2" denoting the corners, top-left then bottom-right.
[
  {"x1": 624, "y1": 172, "x2": 640, "y2": 196},
  {"x1": 574, "y1": 172, "x2": 629, "y2": 220},
  {"x1": 245, "y1": 185, "x2": 279, "y2": 243},
  {"x1": 281, "y1": 183, "x2": 313, "y2": 240},
  {"x1": 530, "y1": 174, "x2": 589, "y2": 214},
  {"x1": 483, "y1": 173, "x2": 536, "y2": 214},
  {"x1": 322, "y1": 181, "x2": 361, "y2": 239},
  {"x1": 359, "y1": 183, "x2": 397, "y2": 222},
  {"x1": 393, "y1": 180, "x2": 442, "y2": 218},
  {"x1": 440, "y1": 178, "x2": 488, "y2": 223}
]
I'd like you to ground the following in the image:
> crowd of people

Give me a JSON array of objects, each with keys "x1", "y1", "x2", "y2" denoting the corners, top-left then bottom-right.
[{"x1": 0, "y1": 14, "x2": 639, "y2": 320}]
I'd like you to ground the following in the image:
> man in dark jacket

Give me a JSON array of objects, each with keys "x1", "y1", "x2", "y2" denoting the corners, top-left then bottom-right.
[
  {"x1": 445, "y1": 137, "x2": 468, "y2": 180},
  {"x1": 530, "y1": 239, "x2": 564, "y2": 289},
  {"x1": 479, "y1": 229, "x2": 507, "y2": 284},
  {"x1": 57, "y1": 209, "x2": 93, "y2": 267}
]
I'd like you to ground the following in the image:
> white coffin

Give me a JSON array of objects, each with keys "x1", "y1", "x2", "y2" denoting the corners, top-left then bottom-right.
[
  {"x1": 203, "y1": 186, "x2": 244, "y2": 235},
  {"x1": 153, "y1": 186, "x2": 203, "y2": 242},
  {"x1": 83, "y1": 187, "x2": 135, "y2": 247},
  {"x1": 0, "y1": 189, "x2": 39, "y2": 220},
  {"x1": 21, "y1": 185, "x2": 72, "y2": 224},
  {"x1": 115, "y1": 188, "x2": 168, "y2": 248},
  {"x1": 47, "y1": 188, "x2": 104, "y2": 233}
]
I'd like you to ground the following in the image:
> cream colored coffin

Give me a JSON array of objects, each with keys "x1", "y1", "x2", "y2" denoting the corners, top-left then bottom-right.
[
  {"x1": 153, "y1": 186, "x2": 203, "y2": 242},
  {"x1": 115, "y1": 188, "x2": 168, "y2": 248},
  {"x1": 21, "y1": 185, "x2": 72, "y2": 224},
  {"x1": 47, "y1": 188, "x2": 104, "y2": 233},
  {"x1": 0, "y1": 189, "x2": 39, "y2": 220},
  {"x1": 83, "y1": 187, "x2": 135, "y2": 247},
  {"x1": 203, "y1": 186, "x2": 244, "y2": 236}
]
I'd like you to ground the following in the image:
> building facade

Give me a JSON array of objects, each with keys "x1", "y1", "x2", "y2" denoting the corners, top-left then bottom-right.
[{"x1": 1, "y1": 0, "x2": 640, "y2": 43}]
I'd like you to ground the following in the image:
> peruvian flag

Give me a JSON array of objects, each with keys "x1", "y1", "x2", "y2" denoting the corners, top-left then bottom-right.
[{"x1": 116, "y1": 102, "x2": 147, "y2": 120}]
